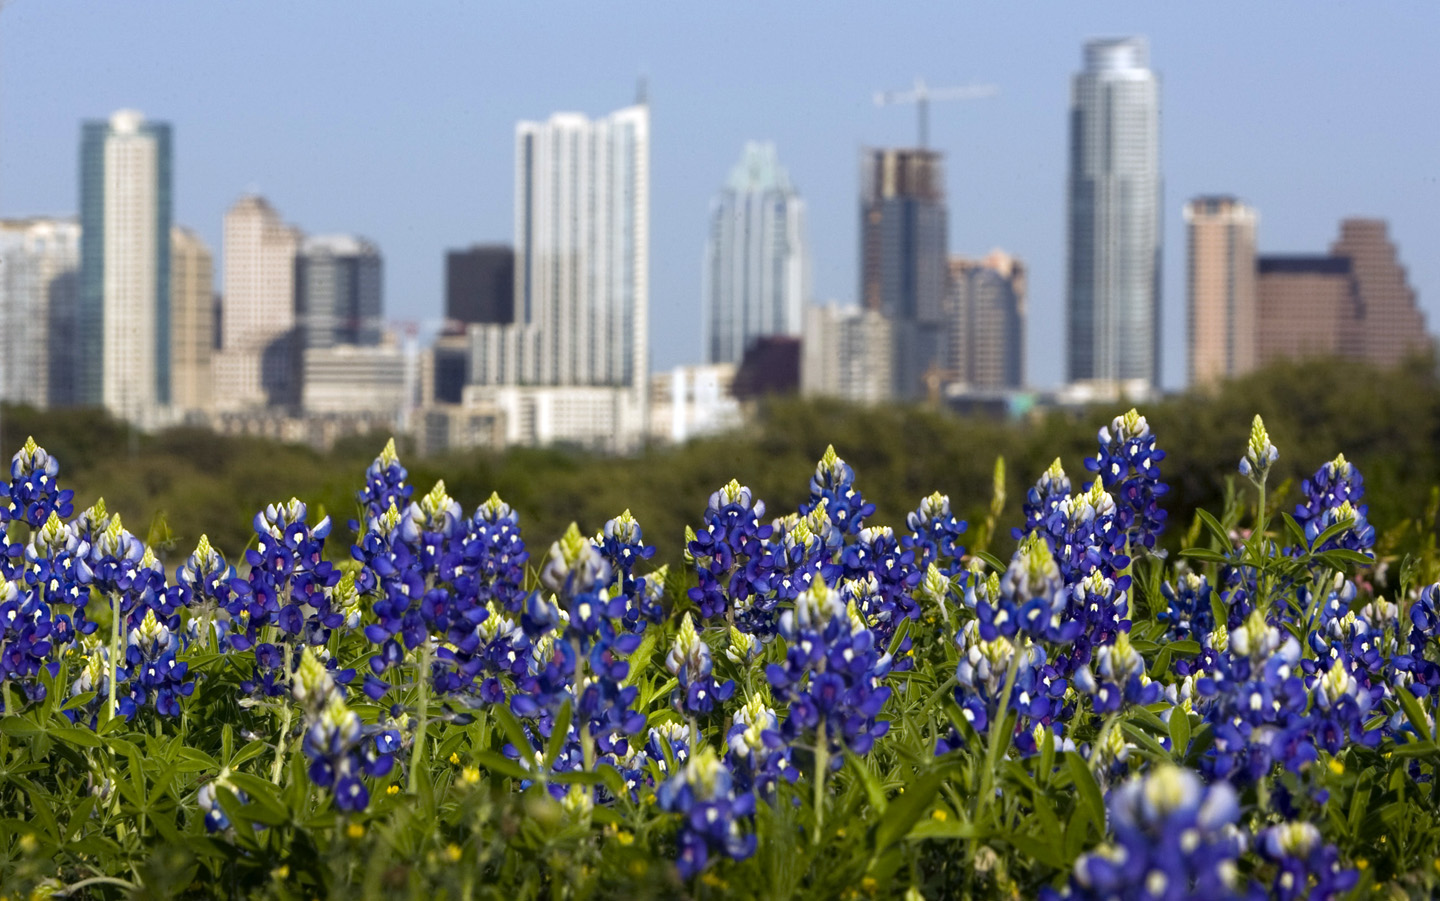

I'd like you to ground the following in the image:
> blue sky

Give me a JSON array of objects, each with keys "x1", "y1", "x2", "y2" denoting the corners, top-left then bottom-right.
[{"x1": 3, "y1": 2, "x2": 1438, "y2": 389}]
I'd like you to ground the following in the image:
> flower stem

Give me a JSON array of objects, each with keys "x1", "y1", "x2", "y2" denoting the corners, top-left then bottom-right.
[
  {"x1": 812, "y1": 715, "x2": 829, "y2": 845},
  {"x1": 408, "y1": 640, "x2": 432, "y2": 793},
  {"x1": 107, "y1": 592, "x2": 121, "y2": 721},
  {"x1": 271, "y1": 641, "x2": 295, "y2": 784},
  {"x1": 975, "y1": 637, "x2": 1025, "y2": 823}
]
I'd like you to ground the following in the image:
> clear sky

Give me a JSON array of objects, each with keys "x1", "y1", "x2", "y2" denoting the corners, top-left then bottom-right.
[{"x1": 3, "y1": 2, "x2": 1437, "y2": 389}]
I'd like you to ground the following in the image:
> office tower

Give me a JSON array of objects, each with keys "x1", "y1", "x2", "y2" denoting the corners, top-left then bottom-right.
[
  {"x1": 1330, "y1": 219, "x2": 1429, "y2": 367},
  {"x1": 1185, "y1": 197, "x2": 1257, "y2": 387},
  {"x1": 296, "y1": 235, "x2": 382, "y2": 350},
  {"x1": 465, "y1": 102, "x2": 649, "y2": 450},
  {"x1": 445, "y1": 245, "x2": 514, "y2": 328},
  {"x1": 860, "y1": 148, "x2": 946, "y2": 399},
  {"x1": 78, "y1": 109, "x2": 172, "y2": 420},
  {"x1": 1255, "y1": 256, "x2": 1362, "y2": 366},
  {"x1": 1066, "y1": 38, "x2": 1162, "y2": 389},
  {"x1": 169, "y1": 226, "x2": 214, "y2": 413},
  {"x1": 0, "y1": 218, "x2": 80, "y2": 408},
  {"x1": 213, "y1": 195, "x2": 301, "y2": 409},
  {"x1": 802, "y1": 303, "x2": 894, "y2": 404},
  {"x1": 948, "y1": 250, "x2": 1026, "y2": 390},
  {"x1": 703, "y1": 142, "x2": 808, "y2": 365}
]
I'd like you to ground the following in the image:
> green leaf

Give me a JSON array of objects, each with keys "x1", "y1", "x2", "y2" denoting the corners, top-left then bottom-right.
[
  {"x1": 1180, "y1": 547, "x2": 1231, "y2": 565},
  {"x1": 1169, "y1": 711, "x2": 1191, "y2": 759},
  {"x1": 1390, "y1": 741, "x2": 1437, "y2": 759},
  {"x1": 906, "y1": 818, "x2": 981, "y2": 840},
  {"x1": 475, "y1": 749, "x2": 531, "y2": 781},
  {"x1": 843, "y1": 749, "x2": 888, "y2": 817},
  {"x1": 227, "y1": 773, "x2": 292, "y2": 826},
  {"x1": 1065, "y1": 753, "x2": 1104, "y2": 829},
  {"x1": 1194, "y1": 507, "x2": 1231, "y2": 548},
  {"x1": 1396, "y1": 687, "x2": 1434, "y2": 742},
  {"x1": 544, "y1": 700, "x2": 573, "y2": 770},
  {"x1": 874, "y1": 764, "x2": 956, "y2": 852},
  {"x1": 1167, "y1": 640, "x2": 1202, "y2": 656},
  {"x1": 492, "y1": 704, "x2": 535, "y2": 759},
  {"x1": 50, "y1": 726, "x2": 104, "y2": 749},
  {"x1": 973, "y1": 550, "x2": 1006, "y2": 573}
]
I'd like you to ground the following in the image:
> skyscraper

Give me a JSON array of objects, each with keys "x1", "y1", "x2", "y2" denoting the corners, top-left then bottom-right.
[
  {"x1": 296, "y1": 234, "x2": 382, "y2": 349},
  {"x1": 213, "y1": 195, "x2": 301, "y2": 409},
  {"x1": 1185, "y1": 197, "x2": 1257, "y2": 387},
  {"x1": 860, "y1": 148, "x2": 947, "y2": 399},
  {"x1": 1256, "y1": 256, "x2": 1362, "y2": 366},
  {"x1": 1330, "y1": 219, "x2": 1429, "y2": 367},
  {"x1": 947, "y1": 250, "x2": 1026, "y2": 390},
  {"x1": 1066, "y1": 38, "x2": 1162, "y2": 390},
  {"x1": 466, "y1": 101, "x2": 649, "y2": 450},
  {"x1": 0, "y1": 218, "x2": 80, "y2": 409},
  {"x1": 445, "y1": 245, "x2": 514, "y2": 328},
  {"x1": 78, "y1": 109, "x2": 172, "y2": 421},
  {"x1": 703, "y1": 142, "x2": 808, "y2": 365},
  {"x1": 169, "y1": 226, "x2": 214, "y2": 413}
]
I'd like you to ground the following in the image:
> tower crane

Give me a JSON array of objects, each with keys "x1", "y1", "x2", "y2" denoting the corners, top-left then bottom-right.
[{"x1": 873, "y1": 78, "x2": 998, "y2": 149}]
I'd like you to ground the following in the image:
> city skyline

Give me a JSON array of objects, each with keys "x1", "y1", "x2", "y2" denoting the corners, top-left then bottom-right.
[{"x1": 2, "y1": 5, "x2": 1439, "y2": 390}]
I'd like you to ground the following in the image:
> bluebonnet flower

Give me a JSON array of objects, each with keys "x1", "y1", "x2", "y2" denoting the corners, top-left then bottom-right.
[
  {"x1": 1075, "y1": 631, "x2": 1159, "y2": 713},
  {"x1": 766, "y1": 580, "x2": 893, "y2": 758},
  {"x1": 457, "y1": 492, "x2": 530, "y2": 615},
  {"x1": 904, "y1": 491, "x2": 968, "y2": 576},
  {"x1": 0, "y1": 578, "x2": 57, "y2": 708},
  {"x1": 354, "y1": 438, "x2": 414, "y2": 525},
  {"x1": 724, "y1": 693, "x2": 798, "y2": 795},
  {"x1": 302, "y1": 694, "x2": 396, "y2": 812},
  {"x1": 1015, "y1": 458, "x2": 1071, "y2": 541},
  {"x1": 801, "y1": 445, "x2": 875, "y2": 538},
  {"x1": 656, "y1": 746, "x2": 756, "y2": 879},
  {"x1": 839, "y1": 526, "x2": 921, "y2": 641},
  {"x1": 952, "y1": 621, "x2": 1066, "y2": 739},
  {"x1": 1258, "y1": 822, "x2": 1357, "y2": 901},
  {"x1": 979, "y1": 532, "x2": 1082, "y2": 647},
  {"x1": 2, "y1": 437, "x2": 74, "y2": 529},
  {"x1": 1086, "y1": 408, "x2": 1168, "y2": 550},
  {"x1": 172, "y1": 534, "x2": 234, "y2": 648},
  {"x1": 1047, "y1": 765, "x2": 1250, "y2": 900},
  {"x1": 1239, "y1": 414, "x2": 1279, "y2": 483},
  {"x1": 596, "y1": 510, "x2": 657, "y2": 623},
  {"x1": 1160, "y1": 572, "x2": 1216, "y2": 642},
  {"x1": 665, "y1": 613, "x2": 734, "y2": 716},
  {"x1": 123, "y1": 606, "x2": 194, "y2": 716},
  {"x1": 1308, "y1": 655, "x2": 1378, "y2": 753},
  {"x1": 1292, "y1": 454, "x2": 1373, "y2": 554},
  {"x1": 687, "y1": 480, "x2": 774, "y2": 625}
]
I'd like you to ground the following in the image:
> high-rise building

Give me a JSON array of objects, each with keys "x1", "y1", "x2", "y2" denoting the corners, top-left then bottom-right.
[
  {"x1": 296, "y1": 234, "x2": 382, "y2": 350},
  {"x1": 1066, "y1": 38, "x2": 1162, "y2": 390},
  {"x1": 947, "y1": 250, "x2": 1026, "y2": 390},
  {"x1": 464, "y1": 102, "x2": 649, "y2": 451},
  {"x1": 169, "y1": 226, "x2": 214, "y2": 413},
  {"x1": 1185, "y1": 197, "x2": 1257, "y2": 387},
  {"x1": 213, "y1": 195, "x2": 301, "y2": 409},
  {"x1": 703, "y1": 142, "x2": 808, "y2": 365},
  {"x1": 0, "y1": 218, "x2": 80, "y2": 409},
  {"x1": 445, "y1": 245, "x2": 513, "y2": 328},
  {"x1": 1330, "y1": 219, "x2": 1429, "y2": 367},
  {"x1": 1256, "y1": 256, "x2": 1362, "y2": 366},
  {"x1": 78, "y1": 110, "x2": 172, "y2": 421},
  {"x1": 860, "y1": 148, "x2": 946, "y2": 399},
  {"x1": 802, "y1": 303, "x2": 894, "y2": 404}
]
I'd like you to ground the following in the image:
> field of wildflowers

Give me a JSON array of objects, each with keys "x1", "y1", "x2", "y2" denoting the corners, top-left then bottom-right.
[{"x1": 0, "y1": 408, "x2": 1437, "y2": 900}]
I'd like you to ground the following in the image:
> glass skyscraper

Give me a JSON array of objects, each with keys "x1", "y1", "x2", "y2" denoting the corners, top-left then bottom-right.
[
  {"x1": 703, "y1": 142, "x2": 808, "y2": 365},
  {"x1": 78, "y1": 109, "x2": 173, "y2": 419},
  {"x1": 1066, "y1": 38, "x2": 1161, "y2": 389},
  {"x1": 860, "y1": 148, "x2": 947, "y2": 399}
]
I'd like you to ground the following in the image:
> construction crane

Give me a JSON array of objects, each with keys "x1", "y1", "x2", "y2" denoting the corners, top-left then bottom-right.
[{"x1": 873, "y1": 78, "x2": 998, "y2": 149}]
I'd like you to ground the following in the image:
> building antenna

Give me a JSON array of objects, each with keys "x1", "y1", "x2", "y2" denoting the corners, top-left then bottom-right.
[
  {"x1": 873, "y1": 77, "x2": 998, "y2": 148},
  {"x1": 636, "y1": 73, "x2": 649, "y2": 107}
]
